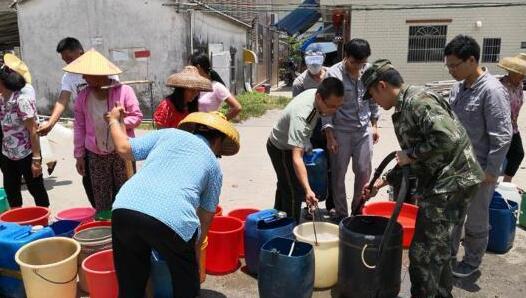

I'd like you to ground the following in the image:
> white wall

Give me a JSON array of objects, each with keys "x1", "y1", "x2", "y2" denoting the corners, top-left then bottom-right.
[
  {"x1": 17, "y1": 0, "x2": 248, "y2": 115},
  {"x1": 348, "y1": 6, "x2": 526, "y2": 84}
]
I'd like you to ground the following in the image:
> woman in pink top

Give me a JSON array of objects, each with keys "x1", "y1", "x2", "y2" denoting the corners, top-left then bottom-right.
[
  {"x1": 498, "y1": 54, "x2": 526, "y2": 183},
  {"x1": 190, "y1": 53, "x2": 242, "y2": 120},
  {"x1": 67, "y1": 50, "x2": 143, "y2": 211}
]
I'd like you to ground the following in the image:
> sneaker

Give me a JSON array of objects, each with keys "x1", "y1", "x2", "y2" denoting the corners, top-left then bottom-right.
[{"x1": 452, "y1": 261, "x2": 478, "y2": 278}]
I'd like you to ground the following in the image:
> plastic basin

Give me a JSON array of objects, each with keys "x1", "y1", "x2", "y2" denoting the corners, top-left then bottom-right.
[
  {"x1": 50, "y1": 220, "x2": 81, "y2": 237},
  {"x1": 56, "y1": 207, "x2": 96, "y2": 223},
  {"x1": 362, "y1": 201, "x2": 418, "y2": 248},
  {"x1": 0, "y1": 206, "x2": 50, "y2": 226}
]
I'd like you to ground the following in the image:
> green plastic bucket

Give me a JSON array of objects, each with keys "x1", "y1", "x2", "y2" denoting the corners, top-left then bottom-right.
[
  {"x1": 95, "y1": 210, "x2": 112, "y2": 221},
  {"x1": 519, "y1": 193, "x2": 526, "y2": 228}
]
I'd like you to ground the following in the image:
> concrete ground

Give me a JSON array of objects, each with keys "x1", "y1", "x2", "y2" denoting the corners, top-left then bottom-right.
[{"x1": 3, "y1": 87, "x2": 526, "y2": 297}]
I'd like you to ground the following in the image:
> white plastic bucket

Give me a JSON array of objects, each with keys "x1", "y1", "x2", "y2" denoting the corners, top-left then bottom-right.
[
  {"x1": 15, "y1": 237, "x2": 80, "y2": 298},
  {"x1": 293, "y1": 222, "x2": 339, "y2": 288}
]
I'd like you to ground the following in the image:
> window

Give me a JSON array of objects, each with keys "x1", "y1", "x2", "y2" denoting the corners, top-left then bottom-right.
[
  {"x1": 482, "y1": 38, "x2": 501, "y2": 63},
  {"x1": 407, "y1": 25, "x2": 448, "y2": 63},
  {"x1": 520, "y1": 42, "x2": 526, "y2": 49}
]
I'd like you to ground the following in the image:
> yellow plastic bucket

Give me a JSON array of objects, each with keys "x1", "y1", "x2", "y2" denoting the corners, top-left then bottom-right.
[
  {"x1": 293, "y1": 222, "x2": 340, "y2": 288},
  {"x1": 199, "y1": 237, "x2": 208, "y2": 283},
  {"x1": 15, "y1": 237, "x2": 80, "y2": 298}
]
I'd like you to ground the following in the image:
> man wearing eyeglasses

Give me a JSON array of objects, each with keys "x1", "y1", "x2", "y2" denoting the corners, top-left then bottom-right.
[
  {"x1": 321, "y1": 39, "x2": 380, "y2": 222},
  {"x1": 444, "y1": 35, "x2": 512, "y2": 278}
]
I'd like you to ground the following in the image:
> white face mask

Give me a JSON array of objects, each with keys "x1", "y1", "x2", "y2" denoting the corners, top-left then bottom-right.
[{"x1": 307, "y1": 64, "x2": 323, "y2": 75}]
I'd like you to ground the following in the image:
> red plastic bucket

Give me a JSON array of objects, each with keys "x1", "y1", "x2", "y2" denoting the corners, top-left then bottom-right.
[
  {"x1": 362, "y1": 201, "x2": 419, "y2": 248},
  {"x1": 0, "y1": 206, "x2": 50, "y2": 226},
  {"x1": 227, "y1": 208, "x2": 260, "y2": 257},
  {"x1": 82, "y1": 249, "x2": 118, "y2": 298},
  {"x1": 215, "y1": 206, "x2": 223, "y2": 216},
  {"x1": 56, "y1": 207, "x2": 96, "y2": 223},
  {"x1": 75, "y1": 220, "x2": 112, "y2": 234},
  {"x1": 206, "y1": 216, "x2": 244, "y2": 274}
]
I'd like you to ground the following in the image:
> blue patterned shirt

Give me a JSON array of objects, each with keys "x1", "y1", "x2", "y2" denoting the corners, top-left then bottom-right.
[{"x1": 113, "y1": 129, "x2": 223, "y2": 241}]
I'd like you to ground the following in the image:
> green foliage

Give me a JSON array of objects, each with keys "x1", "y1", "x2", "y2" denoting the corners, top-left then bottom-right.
[{"x1": 220, "y1": 92, "x2": 291, "y2": 122}]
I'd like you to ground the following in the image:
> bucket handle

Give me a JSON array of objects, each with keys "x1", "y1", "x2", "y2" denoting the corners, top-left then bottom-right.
[
  {"x1": 32, "y1": 268, "x2": 78, "y2": 285},
  {"x1": 361, "y1": 244, "x2": 376, "y2": 269},
  {"x1": 502, "y1": 199, "x2": 519, "y2": 220}
]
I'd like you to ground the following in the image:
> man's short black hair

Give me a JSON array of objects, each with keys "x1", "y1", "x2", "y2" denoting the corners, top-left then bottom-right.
[
  {"x1": 344, "y1": 39, "x2": 371, "y2": 60},
  {"x1": 372, "y1": 69, "x2": 404, "y2": 89},
  {"x1": 444, "y1": 35, "x2": 480, "y2": 62},
  {"x1": 56, "y1": 37, "x2": 84, "y2": 53},
  {"x1": 317, "y1": 77, "x2": 344, "y2": 99},
  {"x1": 0, "y1": 69, "x2": 26, "y2": 92}
]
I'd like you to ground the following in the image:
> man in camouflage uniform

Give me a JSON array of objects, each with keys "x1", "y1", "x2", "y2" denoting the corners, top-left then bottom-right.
[{"x1": 361, "y1": 59, "x2": 484, "y2": 298}]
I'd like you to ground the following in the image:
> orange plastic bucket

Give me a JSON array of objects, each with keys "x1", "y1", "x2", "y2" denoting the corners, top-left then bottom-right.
[
  {"x1": 227, "y1": 208, "x2": 260, "y2": 257},
  {"x1": 75, "y1": 221, "x2": 112, "y2": 234},
  {"x1": 362, "y1": 201, "x2": 419, "y2": 248},
  {"x1": 206, "y1": 216, "x2": 243, "y2": 274},
  {"x1": 82, "y1": 249, "x2": 118, "y2": 298}
]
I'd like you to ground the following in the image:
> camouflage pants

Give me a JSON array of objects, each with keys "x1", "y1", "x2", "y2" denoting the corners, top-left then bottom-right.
[{"x1": 409, "y1": 185, "x2": 477, "y2": 298}]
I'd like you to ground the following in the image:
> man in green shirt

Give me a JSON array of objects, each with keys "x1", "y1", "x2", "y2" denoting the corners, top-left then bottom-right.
[
  {"x1": 267, "y1": 77, "x2": 344, "y2": 223},
  {"x1": 361, "y1": 60, "x2": 484, "y2": 298}
]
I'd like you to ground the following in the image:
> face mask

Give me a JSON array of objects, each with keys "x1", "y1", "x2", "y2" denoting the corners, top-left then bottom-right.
[{"x1": 307, "y1": 64, "x2": 322, "y2": 75}]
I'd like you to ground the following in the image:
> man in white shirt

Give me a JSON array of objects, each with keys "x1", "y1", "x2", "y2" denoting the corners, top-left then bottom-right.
[{"x1": 37, "y1": 37, "x2": 117, "y2": 206}]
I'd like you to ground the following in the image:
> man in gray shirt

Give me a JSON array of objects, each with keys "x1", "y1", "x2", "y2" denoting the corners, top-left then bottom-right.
[
  {"x1": 292, "y1": 51, "x2": 329, "y2": 97},
  {"x1": 445, "y1": 35, "x2": 512, "y2": 278},
  {"x1": 322, "y1": 39, "x2": 381, "y2": 220}
]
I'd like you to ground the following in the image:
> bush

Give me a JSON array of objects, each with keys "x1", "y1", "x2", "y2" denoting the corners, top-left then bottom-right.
[{"x1": 220, "y1": 92, "x2": 291, "y2": 122}]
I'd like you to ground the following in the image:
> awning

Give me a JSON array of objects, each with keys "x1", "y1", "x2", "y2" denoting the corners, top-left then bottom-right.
[
  {"x1": 304, "y1": 42, "x2": 338, "y2": 54},
  {"x1": 243, "y1": 48, "x2": 258, "y2": 64},
  {"x1": 275, "y1": 0, "x2": 321, "y2": 36}
]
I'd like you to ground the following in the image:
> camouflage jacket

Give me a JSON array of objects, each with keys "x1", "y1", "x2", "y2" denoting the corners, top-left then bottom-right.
[{"x1": 388, "y1": 85, "x2": 484, "y2": 196}]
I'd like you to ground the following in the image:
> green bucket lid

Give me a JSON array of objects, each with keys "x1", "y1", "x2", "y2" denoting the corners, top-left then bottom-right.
[{"x1": 95, "y1": 210, "x2": 112, "y2": 221}]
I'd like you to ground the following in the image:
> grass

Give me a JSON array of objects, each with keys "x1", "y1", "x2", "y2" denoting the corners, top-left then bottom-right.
[{"x1": 221, "y1": 92, "x2": 291, "y2": 122}]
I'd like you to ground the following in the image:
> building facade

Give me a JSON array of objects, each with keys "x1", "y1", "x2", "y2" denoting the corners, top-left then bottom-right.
[{"x1": 321, "y1": 0, "x2": 526, "y2": 84}]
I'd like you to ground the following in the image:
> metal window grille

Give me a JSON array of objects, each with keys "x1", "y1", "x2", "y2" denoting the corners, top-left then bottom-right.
[
  {"x1": 482, "y1": 38, "x2": 501, "y2": 63},
  {"x1": 407, "y1": 25, "x2": 447, "y2": 63}
]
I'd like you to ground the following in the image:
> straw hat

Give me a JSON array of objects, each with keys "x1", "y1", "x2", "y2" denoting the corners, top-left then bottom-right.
[
  {"x1": 63, "y1": 49, "x2": 122, "y2": 76},
  {"x1": 3, "y1": 53, "x2": 32, "y2": 84},
  {"x1": 178, "y1": 112, "x2": 240, "y2": 156},
  {"x1": 497, "y1": 55, "x2": 526, "y2": 76},
  {"x1": 519, "y1": 53, "x2": 526, "y2": 61},
  {"x1": 166, "y1": 66, "x2": 212, "y2": 91}
]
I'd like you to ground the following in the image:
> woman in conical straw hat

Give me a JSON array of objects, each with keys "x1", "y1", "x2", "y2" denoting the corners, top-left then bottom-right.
[
  {"x1": 105, "y1": 107, "x2": 239, "y2": 297},
  {"x1": 64, "y1": 49, "x2": 143, "y2": 212},
  {"x1": 498, "y1": 54, "x2": 526, "y2": 183},
  {"x1": 0, "y1": 54, "x2": 49, "y2": 208},
  {"x1": 153, "y1": 65, "x2": 212, "y2": 128}
]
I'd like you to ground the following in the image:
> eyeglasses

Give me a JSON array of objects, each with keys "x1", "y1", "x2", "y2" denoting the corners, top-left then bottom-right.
[{"x1": 444, "y1": 60, "x2": 466, "y2": 70}]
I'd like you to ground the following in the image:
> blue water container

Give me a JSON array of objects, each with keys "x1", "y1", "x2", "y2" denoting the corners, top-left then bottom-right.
[
  {"x1": 258, "y1": 237, "x2": 314, "y2": 298},
  {"x1": 303, "y1": 149, "x2": 328, "y2": 201},
  {"x1": 245, "y1": 209, "x2": 295, "y2": 275},
  {"x1": 150, "y1": 251, "x2": 172, "y2": 298},
  {"x1": 0, "y1": 225, "x2": 54, "y2": 298},
  {"x1": 487, "y1": 192, "x2": 518, "y2": 253},
  {"x1": 49, "y1": 220, "x2": 81, "y2": 237},
  {"x1": 0, "y1": 222, "x2": 20, "y2": 237}
]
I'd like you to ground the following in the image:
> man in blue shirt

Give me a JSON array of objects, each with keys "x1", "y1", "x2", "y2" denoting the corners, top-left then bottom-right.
[{"x1": 106, "y1": 109, "x2": 240, "y2": 298}]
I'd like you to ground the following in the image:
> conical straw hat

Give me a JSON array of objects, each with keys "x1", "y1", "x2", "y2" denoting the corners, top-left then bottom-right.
[
  {"x1": 178, "y1": 111, "x2": 240, "y2": 156},
  {"x1": 166, "y1": 66, "x2": 212, "y2": 91},
  {"x1": 3, "y1": 53, "x2": 32, "y2": 84},
  {"x1": 63, "y1": 49, "x2": 122, "y2": 76},
  {"x1": 497, "y1": 56, "x2": 526, "y2": 76}
]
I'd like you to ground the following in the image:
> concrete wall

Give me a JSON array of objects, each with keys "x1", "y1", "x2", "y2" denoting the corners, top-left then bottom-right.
[
  {"x1": 16, "y1": 0, "x2": 248, "y2": 116},
  {"x1": 347, "y1": 5, "x2": 526, "y2": 84}
]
